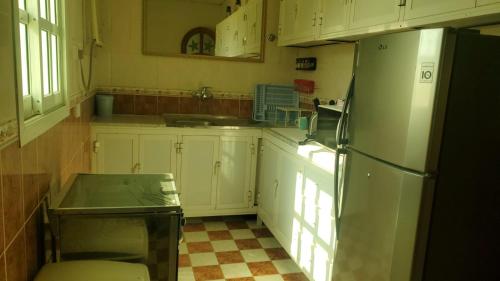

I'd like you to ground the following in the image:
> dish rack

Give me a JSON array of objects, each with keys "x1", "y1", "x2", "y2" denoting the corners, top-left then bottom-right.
[{"x1": 253, "y1": 84, "x2": 299, "y2": 122}]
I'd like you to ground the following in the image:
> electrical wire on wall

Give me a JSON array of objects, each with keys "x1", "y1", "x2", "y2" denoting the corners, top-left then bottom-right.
[
  {"x1": 79, "y1": 39, "x2": 97, "y2": 96},
  {"x1": 79, "y1": 0, "x2": 101, "y2": 96}
]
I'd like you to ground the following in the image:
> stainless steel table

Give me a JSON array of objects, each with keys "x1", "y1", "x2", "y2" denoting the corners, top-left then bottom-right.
[{"x1": 49, "y1": 173, "x2": 182, "y2": 281}]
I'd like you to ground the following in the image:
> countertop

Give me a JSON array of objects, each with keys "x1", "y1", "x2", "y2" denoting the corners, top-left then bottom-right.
[{"x1": 91, "y1": 114, "x2": 337, "y2": 154}]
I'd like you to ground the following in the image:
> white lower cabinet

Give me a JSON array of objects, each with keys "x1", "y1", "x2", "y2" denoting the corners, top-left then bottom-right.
[
  {"x1": 139, "y1": 134, "x2": 177, "y2": 175},
  {"x1": 274, "y1": 151, "x2": 304, "y2": 255},
  {"x1": 92, "y1": 126, "x2": 260, "y2": 217},
  {"x1": 258, "y1": 135, "x2": 337, "y2": 281},
  {"x1": 257, "y1": 139, "x2": 282, "y2": 229},
  {"x1": 95, "y1": 133, "x2": 139, "y2": 174},
  {"x1": 179, "y1": 136, "x2": 220, "y2": 212},
  {"x1": 216, "y1": 136, "x2": 256, "y2": 210}
]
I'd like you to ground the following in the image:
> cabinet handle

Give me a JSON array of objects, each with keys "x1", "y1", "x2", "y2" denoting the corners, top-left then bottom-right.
[
  {"x1": 176, "y1": 142, "x2": 183, "y2": 154},
  {"x1": 273, "y1": 179, "x2": 279, "y2": 198},
  {"x1": 132, "y1": 163, "x2": 141, "y2": 173},
  {"x1": 319, "y1": 15, "x2": 323, "y2": 26},
  {"x1": 248, "y1": 190, "x2": 253, "y2": 204},
  {"x1": 398, "y1": 0, "x2": 407, "y2": 6},
  {"x1": 214, "y1": 161, "x2": 221, "y2": 175},
  {"x1": 93, "y1": 141, "x2": 100, "y2": 153},
  {"x1": 312, "y1": 12, "x2": 317, "y2": 27}
]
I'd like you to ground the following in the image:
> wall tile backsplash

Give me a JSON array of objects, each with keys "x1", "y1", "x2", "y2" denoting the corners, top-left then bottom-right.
[
  {"x1": 0, "y1": 97, "x2": 94, "y2": 281},
  {"x1": 100, "y1": 87, "x2": 254, "y2": 118}
]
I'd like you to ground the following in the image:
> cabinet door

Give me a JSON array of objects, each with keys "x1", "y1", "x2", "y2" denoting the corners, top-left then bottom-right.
[
  {"x1": 350, "y1": 0, "x2": 402, "y2": 29},
  {"x1": 242, "y1": 0, "x2": 263, "y2": 55},
  {"x1": 274, "y1": 152, "x2": 304, "y2": 256},
  {"x1": 215, "y1": 23, "x2": 225, "y2": 56},
  {"x1": 95, "y1": 134, "x2": 139, "y2": 174},
  {"x1": 278, "y1": 0, "x2": 297, "y2": 45},
  {"x1": 293, "y1": 0, "x2": 320, "y2": 42},
  {"x1": 216, "y1": 136, "x2": 255, "y2": 210},
  {"x1": 477, "y1": 0, "x2": 500, "y2": 5},
  {"x1": 301, "y1": 167, "x2": 336, "y2": 281},
  {"x1": 138, "y1": 135, "x2": 177, "y2": 175},
  {"x1": 257, "y1": 139, "x2": 282, "y2": 228},
  {"x1": 405, "y1": 0, "x2": 476, "y2": 20},
  {"x1": 319, "y1": 0, "x2": 350, "y2": 37},
  {"x1": 179, "y1": 136, "x2": 219, "y2": 211}
]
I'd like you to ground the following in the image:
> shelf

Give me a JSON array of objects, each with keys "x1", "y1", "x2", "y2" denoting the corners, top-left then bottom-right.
[{"x1": 319, "y1": 104, "x2": 344, "y2": 113}]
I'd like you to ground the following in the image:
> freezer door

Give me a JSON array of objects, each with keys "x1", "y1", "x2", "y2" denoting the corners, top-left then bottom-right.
[
  {"x1": 332, "y1": 150, "x2": 434, "y2": 281},
  {"x1": 348, "y1": 29, "x2": 453, "y2": 173}
]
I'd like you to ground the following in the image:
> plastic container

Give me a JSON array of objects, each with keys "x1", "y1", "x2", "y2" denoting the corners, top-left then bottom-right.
[
  {"x1": 96, "y1": 94, "x2": 114, "y2": 117},
  {"x1": 253, "y1": 84, "x2": 298, "y2": 122}
]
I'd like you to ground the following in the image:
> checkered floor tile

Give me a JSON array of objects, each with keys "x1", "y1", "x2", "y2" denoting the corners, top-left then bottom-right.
[{"x1": 179, "y1": 216, "x2": 309, "y2": 281}]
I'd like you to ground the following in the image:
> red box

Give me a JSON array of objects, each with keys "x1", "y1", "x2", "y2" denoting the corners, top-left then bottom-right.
[{"x1": 294, "y1": 79, "x2": 315, "y2": 94}]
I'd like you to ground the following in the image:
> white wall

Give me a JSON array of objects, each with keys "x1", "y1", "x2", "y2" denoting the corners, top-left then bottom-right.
[
  {"x1": 295, "y1": 44, "x2": 356, "y2": 102},
  {"x1": 0, "y1": 0, "x2": 18, "y2": 128}
]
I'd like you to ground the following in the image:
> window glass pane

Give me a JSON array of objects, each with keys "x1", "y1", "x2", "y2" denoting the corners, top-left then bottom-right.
[
  {"x1": 19, "y1": 23, "x2": 30, "y2": 97},
  {"x1": 19, "y1": 0, "x2": 26, "y2": 10},
  {"x1": 40, "y1": 0, "x2": 47, "y2": 19},
  {"x1": 51, "y1": 34, "x2": 59, "y2": 93},
  {"x1": 49, "y1": 0, "x2": 56, "y2": 24},
  {"x1": 41, "y1": 30, "x2": 50, "y2": 96}
]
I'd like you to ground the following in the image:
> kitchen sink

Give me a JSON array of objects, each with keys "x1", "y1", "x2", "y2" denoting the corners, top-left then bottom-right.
[
  {"x1": 164, "y1": 114, "x2": 261, "y2": 128},
  {"x1": 171, "y1": 119, "x2": 214, "y2": 127}
]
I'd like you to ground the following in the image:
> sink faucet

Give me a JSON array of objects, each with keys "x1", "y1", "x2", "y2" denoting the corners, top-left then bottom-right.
[{"x1": 192, "y1": 86, "x2": 213, "y2": 100}]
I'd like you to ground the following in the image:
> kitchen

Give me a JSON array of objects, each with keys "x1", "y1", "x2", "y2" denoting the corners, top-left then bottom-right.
[{"x1": 0, "y1": 0, "x2": 499, "y2": 281}]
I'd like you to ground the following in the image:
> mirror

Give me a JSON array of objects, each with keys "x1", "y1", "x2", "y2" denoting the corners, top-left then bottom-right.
[{"x1": 142, "y1": 0, "x2": 266, "y2": 62}]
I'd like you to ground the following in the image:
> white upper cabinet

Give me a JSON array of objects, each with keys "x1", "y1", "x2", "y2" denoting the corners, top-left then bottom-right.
[
  {"x1": 293, "y1": 0, "x2": 321, "y2": 42},
  {"x1": 278, "y1": 0, "x2": 299, "y2": 44},
  {"x1": 349, "y1": 0, "x2": 402, "y2": 29},
  {"x1": 179, "y1": 136, "x2": 219, "y2": 212},
  {"x1": 216, "y1": 0, "x2": 263, "y2": 57},
  {"x1": 242, "y1": 0, "x2": 263, "y2": 55},
  {"x1": 216, "y1": 136, "x2": 256, "y2": 210},
  {"x1": 139, "y1": 135, "x2": 177, "y2": 175},
  {"x1": 95, "y1": 134, "x2": 139, "y2": 174},
  {"x1": 405, "y1": 0, "x2": 477, "y2": 20},
  {"x1": 319, "y1": 0, "x2": 351, "y2": 38},
  {"x1": 477, "y1": 0, "x2": 500, "y2": 6}
]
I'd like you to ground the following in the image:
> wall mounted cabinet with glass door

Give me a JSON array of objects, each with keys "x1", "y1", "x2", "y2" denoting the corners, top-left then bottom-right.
[
  {"x1": 404, "y1": 0, "x2": 477, "y2": 20},
  {"x1": 14, "y1": 0, "x2": 69, "y2": 146}
]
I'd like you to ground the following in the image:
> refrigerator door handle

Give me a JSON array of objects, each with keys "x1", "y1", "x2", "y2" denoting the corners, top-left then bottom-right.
[{"x1": 336, "y1": 75, "x2": 355, "y2": 146}]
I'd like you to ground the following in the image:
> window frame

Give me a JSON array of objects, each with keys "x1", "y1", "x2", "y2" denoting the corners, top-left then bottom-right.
[{"x1": 13, "y1": 0, "x2": 69, "y2": 146}]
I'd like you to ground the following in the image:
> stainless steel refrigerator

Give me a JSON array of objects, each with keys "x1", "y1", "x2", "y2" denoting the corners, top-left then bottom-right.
[{"x1": 332, "y1": 28, "x2": 500, "y2": 281}]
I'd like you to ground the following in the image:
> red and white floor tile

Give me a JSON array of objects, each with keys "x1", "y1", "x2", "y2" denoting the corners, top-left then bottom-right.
[{"x1": 179, "y1": 216, "x2": 309, "y2": 281}]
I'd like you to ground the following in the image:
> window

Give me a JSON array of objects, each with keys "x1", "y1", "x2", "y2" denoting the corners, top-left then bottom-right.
[{"x1": 15, "y1": 0, "x2": 68, "y2": 146}]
